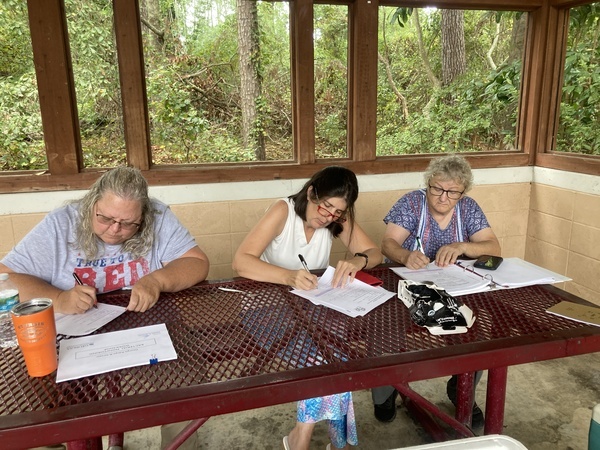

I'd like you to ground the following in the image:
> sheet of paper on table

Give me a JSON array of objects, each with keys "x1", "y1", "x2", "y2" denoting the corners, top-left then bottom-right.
[
  {"x1": 391, "y1": 257, "x2": 571, "y2": 296},
  {"x1": 547, "y1": 301, "x2": 600, "y2": 327},
  {"x1": 391, "y1": 263, "x2": 493, "y2": 296},
  {"x1": 56, "y1": 323, "x2": 177, "y2": 382},
  {"x1": 458, "y1": 257, "x2": 571, "y2": 288},
  {"x1": 291, "y1": 266, "x2": 395, "y2": 317},
  {"x1": 55, "y1": 303, "x2": 127, "y2": 336}
]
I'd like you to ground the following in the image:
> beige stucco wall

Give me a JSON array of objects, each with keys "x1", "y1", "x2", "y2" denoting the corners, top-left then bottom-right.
[
  {"x1": 1, "y1": 172, "x2": 599, "y2": 307},
  {"x1": 526, "y1": 183, "x2": 600, "y2": 306}
]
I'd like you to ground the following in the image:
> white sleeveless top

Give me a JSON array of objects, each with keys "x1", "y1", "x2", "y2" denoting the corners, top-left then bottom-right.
[{"x1": 260, "y1": 198, "x2": 332, "y2": 270}]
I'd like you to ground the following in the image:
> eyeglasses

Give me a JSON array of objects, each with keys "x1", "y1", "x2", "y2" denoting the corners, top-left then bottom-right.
[
  {"x1": 312, "y1": 189, "x2": 347, "y2": 224},
  {"x1": 95, "y1": 212, "x2": 141, "y2": 231},
  {"x1": 428, "y1": 184, "x2": 464, "y2": 200}
]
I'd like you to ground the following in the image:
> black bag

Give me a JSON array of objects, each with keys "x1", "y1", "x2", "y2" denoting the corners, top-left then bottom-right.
[{"x1": 405, "y1": 283, "x2": 468, "y2": 329}]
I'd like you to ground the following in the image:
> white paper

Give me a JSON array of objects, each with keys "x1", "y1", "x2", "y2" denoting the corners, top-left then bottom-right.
[
  {"x1": 56, "y1": 323, "x2": 177, "y2": 382},
  {"x1": 465, "y1": 257, "x2": 571, "y2": 288},
  {"x1": 291, "y1": 266, "x2": 395, "y2": 317},
  {"x1": 391, "y1": 263, "x2": 493, "y2": 296},
  {"x1": 55, "y1": 303, "x2": 127, "y2": 336}
]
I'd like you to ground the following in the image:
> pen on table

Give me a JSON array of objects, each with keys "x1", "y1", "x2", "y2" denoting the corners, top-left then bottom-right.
[
  {"x1": 298, "y1": 254, "x2": 310, "y2": 272},
  {"x1": 415, "y1": 236, "x2": 425, "y2": 254},
  {"x1": 72, "y1": 272, "x2": 98, "y2": 309}
]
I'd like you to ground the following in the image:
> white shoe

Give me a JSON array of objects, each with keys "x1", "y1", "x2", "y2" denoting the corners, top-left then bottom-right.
[{"x1": 283, "y1": 436, "x2": 291, "y2": 450}]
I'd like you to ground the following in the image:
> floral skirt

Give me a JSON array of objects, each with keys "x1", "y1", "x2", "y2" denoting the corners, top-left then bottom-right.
[{"x1": 297, "y1": 392, "x2": 358, "y2": 448}]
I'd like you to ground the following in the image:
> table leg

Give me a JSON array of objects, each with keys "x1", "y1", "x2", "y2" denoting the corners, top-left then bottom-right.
[
  {"x1": 66, "y1": 438, "x2": 103, "y2": 450},
  {"x1": 108, "y1": 433, "x2": 124, "y2": 448},
  {"x1": 455, "y1": 372, "x2": 475, "y2": 426},
  {"x1": 395, "y1": 383, "x2": 474, "y2": 441},
  {"x1": 163, "y1": 418, "x2": 209, "y2": 450},
  {"x1": 484, "y1": 366, "x2": 508, "y2": 435}
]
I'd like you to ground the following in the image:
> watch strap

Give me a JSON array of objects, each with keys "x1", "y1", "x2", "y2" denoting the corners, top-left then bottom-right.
[{"x1": 354, "y1": 252, "x2": 368, "y2": 270}]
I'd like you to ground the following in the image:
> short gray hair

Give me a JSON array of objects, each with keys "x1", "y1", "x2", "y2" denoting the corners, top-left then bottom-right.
[
  {"x1": 423, "y1": 154, "x2": 474, "y2": 192},
  {"x1": 73, "y1": 167, "x2": 157, "y2": 259}
]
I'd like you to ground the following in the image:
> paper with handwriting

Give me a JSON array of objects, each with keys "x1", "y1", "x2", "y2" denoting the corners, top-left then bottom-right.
[{"x1": 55, "y1": 303, "x2": 127, "y2": 336}]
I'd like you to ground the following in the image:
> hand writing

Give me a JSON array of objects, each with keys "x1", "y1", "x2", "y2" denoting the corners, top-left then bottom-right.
[
  {"x1": 290, "y1": 269, "x2": 318, "y2": 290},
  {"x1": 56, "y1": 285, "x2": 97, "y2": 314},
  {"x1": 404, "y1": 250, "x2": 430, "y2": 270}
]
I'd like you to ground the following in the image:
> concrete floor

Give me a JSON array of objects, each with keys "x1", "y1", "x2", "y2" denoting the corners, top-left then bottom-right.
[{"x1": 88, "y1": 351, "x2": 600, "y2": 450}]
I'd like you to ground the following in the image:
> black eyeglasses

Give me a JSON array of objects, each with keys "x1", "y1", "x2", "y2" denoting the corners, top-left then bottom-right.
[
  {"x1": 428, "y1": 184, "x2": 464, "y2": 200},
  {"x1": 95, "y1": 212, "x2": 142, "y2": 231},
  {"x1": 312, "y1": 188, "x2": 347, "y2": 224}
]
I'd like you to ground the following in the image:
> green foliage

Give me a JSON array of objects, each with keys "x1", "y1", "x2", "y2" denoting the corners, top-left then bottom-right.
[
  {"x1": 377, "y1": 8, "x2": 522, "y2": 156},
  {"x1": 314, "y1": 4, "x2": 348, "y2": 158},
  {"x1": 556, "y1": 4, "x2": 600, "y2": 155},
  {"x1": 0, "y1": 1, "x2": 32, "y2": 78},
  {"x1": 0, "y1": 2, "x2": 598, "y2": 169}
]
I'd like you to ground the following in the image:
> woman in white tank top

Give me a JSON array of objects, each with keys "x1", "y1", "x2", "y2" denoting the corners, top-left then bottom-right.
[{"x1": 234, "y1": 166, "x2": 383, "y2": 450}]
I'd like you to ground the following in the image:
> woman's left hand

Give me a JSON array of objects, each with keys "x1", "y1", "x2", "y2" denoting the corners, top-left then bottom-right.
[
  {"x1": 331, "y1": 257, "x2": 364, "y2": 288},
  {"x1": 128, "y1": 275, "x2": 162, "y2": 312},
  {"x1": 435, "y1": 242, "x2": 465, "y2": 267}
]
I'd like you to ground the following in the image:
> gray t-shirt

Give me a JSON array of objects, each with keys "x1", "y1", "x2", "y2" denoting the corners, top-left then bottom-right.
[{"x1": 2, "y1": 199, "x2": 197, "y2": 293}]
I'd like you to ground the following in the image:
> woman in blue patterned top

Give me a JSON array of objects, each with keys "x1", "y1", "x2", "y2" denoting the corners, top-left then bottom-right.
[{"x1": 373, "y1": 154, "x2": 501, "y2": 428}]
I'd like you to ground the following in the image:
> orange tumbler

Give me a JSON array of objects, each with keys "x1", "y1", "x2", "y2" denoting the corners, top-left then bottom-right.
[{"x1": 11, "y1": 298, "x2": 58, "y2": 377}]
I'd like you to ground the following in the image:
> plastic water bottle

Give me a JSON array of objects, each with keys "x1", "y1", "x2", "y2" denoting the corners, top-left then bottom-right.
[{"x1": 0, "y1": 273, "x2": 20, "y2": 348}]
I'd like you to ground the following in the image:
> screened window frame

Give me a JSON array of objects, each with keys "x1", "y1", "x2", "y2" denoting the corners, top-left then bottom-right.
[{"x1": 0, "y1": 0, "x2": 597, "y2": 194}]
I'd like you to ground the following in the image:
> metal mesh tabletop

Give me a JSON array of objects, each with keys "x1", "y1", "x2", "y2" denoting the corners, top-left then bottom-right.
[{"x1": 1, "y1": 267, "x2": 599, "y2": 445}]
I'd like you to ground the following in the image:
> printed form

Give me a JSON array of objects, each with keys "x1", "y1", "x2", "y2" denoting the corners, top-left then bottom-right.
[
  {"x1": 56, "y1": 323, "x2": 177, "y2": 382},
  {"x1": 291, "y1": 266, "x2": 395, "y2": 317}
]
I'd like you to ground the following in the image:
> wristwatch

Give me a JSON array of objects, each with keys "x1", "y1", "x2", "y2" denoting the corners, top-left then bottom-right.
[{"x1": 354, "y1": 252, "x2": 369, "y2": 270}]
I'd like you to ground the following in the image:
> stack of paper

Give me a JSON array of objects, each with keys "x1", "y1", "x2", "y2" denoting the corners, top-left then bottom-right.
[
  {"x1": 392, "y1": 257, "x2": 571, "y2": 296},
  {"x1": 391, "y1": 264, "x2": 493, "y2": 296},
  {"x1": 291, "y1": 266, "x2": 395, "y2": 317},
  {"x1": 458, "y1": 257, "x2": 571, "y2": 288}
]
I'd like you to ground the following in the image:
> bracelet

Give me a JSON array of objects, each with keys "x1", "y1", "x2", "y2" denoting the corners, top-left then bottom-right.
[{"x1": 354, "y1": 252, "x2": 369, "y2": 270}]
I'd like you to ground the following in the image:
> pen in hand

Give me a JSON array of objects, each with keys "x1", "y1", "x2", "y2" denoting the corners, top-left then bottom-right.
[
  {"x1": 416, "y1": 236, "x2": 425, "y2": 255},
  {"x1": 298, "y1": 254, "x2": 310, "y2": 272},
  {"x1": 72, "y1": 272, "x2": 98, "y2": 309}
]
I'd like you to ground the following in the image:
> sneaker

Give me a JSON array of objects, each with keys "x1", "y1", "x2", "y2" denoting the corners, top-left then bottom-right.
[
  {"x1": 374, "y1": 390, "x2": 398, "y2": 422},
  {"x1": 446, "y1": 376, "x2": 485, "y2": 428},
  {"x1": 471, "y1": 403, "x2": 484, "y2": 428}
]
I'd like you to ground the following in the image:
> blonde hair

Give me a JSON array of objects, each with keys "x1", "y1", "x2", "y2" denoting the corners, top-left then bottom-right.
[{"x1": 72, "y1": 167, "x2": 158, "y2": 259}]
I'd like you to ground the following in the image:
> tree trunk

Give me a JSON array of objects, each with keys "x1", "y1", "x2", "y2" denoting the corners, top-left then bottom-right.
[
  {"x1": 412, "y1": 11, "x2": 440, "y2": 117},
  {"x1": 509, "y1": 13, "x2": 527, "y2": 63},
  {"x1": 378, "y1": 52, "x2": 409, "y2": 121},
  {"x1": 140, "y1": 0, "x2": 164, "y2": 50},
  {"x1": 237, "y1": 0, "x2": 265, "y2": 160},
  {"x1": 441, "y1": 10, "x2": 466, "y2": 86}
]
